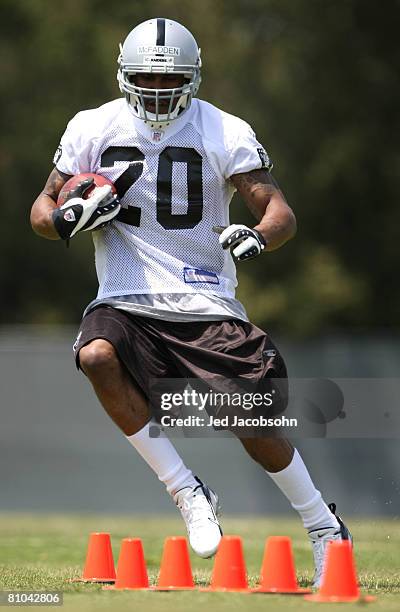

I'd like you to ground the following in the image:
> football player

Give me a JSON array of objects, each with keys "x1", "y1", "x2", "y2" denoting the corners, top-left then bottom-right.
[{"x1": 30, "y1": 18, "x2": 350, "y2": 586}]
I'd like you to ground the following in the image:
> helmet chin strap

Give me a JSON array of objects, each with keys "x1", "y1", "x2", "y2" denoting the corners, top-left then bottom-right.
[
  {"x1": 146, "y1": 121, "x2": 169, "y2": 130},
  {"x1": 142, "y1": 111, "x2": 171, "y2": 130}
]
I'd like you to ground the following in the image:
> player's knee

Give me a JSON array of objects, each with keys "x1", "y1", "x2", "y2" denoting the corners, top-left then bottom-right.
[{"x1": 78, "y1": 339, "x2": 118, "y2": 376}]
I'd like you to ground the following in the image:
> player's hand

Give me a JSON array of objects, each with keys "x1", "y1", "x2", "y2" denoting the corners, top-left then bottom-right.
[
  {"x1": 52, "y1": 181, "x2": 120, "y2": 240},
  {"x1": 215, "y1": 224, "x2": 266, "y2": 261}
]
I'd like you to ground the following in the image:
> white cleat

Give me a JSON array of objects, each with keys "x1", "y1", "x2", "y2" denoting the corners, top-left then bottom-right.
[
  {"x1": 308, "y1": 502, "x2": 353, "y2": 589},
  {"x1": 173, "y1": 476, "x2": 222, "y2": 558}
]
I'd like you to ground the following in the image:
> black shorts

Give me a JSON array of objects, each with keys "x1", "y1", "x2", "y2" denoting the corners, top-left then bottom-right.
[{"x1": 73, "y1": 305, "x2": 288, "y2": 424}]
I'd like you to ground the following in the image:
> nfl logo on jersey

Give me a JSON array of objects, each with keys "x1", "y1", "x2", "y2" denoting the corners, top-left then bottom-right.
[{"x1": 152, "y1": 131, "x2": 163, "y2": 142}]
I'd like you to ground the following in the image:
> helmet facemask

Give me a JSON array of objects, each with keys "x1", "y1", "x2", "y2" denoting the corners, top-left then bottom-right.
[{"x1": 117, "y1": 55, "x2": 201, "y2": 125}]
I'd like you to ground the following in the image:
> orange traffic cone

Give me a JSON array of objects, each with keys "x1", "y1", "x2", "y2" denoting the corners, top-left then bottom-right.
[
  {"x1": 73, "y1": 532, "x2": 116, "y2": 583},
  {"x1": 201, "y1": 536, "x2": 250, "y2": 592},
  {"x1": 305, "y1": 540, "x2": 375, "y2": 603},
  {"x1": 103, "y1": 538, "x2": 149, "y2": 590},
  {"x1": 153, "y1": 537, "x2": 196, "y2": 590},
  {"x1": 252, "y1": 536, "x2": 311, "y2": 594}
]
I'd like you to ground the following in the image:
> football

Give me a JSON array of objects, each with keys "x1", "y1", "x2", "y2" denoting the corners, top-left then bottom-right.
[{"x1": 57, "y1": 173, "x2": 117, "y2": 207}]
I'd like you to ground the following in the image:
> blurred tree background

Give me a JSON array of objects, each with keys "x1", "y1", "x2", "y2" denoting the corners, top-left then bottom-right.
[{"x1": 0, "y1": 0, "x2": 398, "y2": 337}]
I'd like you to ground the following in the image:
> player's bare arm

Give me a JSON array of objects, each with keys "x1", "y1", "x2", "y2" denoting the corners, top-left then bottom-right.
[
  {"x1": 231, "y1": 169, "x2": 297, "y2": 251},
  {"x1": 30, "y1": 168, "x2": 72, "y2": 240}
]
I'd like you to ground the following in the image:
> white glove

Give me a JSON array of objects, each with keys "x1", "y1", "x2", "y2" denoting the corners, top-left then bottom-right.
[
  {"x1": 53, "y1": 180, "x2": 120, "y2": 240},
  {"x1": 216, "y1": 224, "x2": 267, "y2": 261}
]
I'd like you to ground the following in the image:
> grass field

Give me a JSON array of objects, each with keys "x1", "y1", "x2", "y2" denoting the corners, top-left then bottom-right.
[{"x1": 0, "y1": 514, "x2": 399, "y2": 611}]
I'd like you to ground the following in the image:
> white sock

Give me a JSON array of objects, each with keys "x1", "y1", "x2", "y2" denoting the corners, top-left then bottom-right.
[
  {"x1": 126, "y1": 420, "x2": 198, "y2": 495},
  {"x1": 266, "y1": 449, "x2": 339, "y2": 531}
]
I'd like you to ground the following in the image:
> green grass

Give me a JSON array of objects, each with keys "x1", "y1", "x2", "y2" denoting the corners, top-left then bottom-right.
[{"x1": 0, "y1": 514, "x2": 399, "y2": 611}]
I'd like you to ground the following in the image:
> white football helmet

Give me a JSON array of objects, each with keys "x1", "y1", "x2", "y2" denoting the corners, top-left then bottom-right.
[{"x1": 117, "y1": 18, "x2": 201, "y2": 127}]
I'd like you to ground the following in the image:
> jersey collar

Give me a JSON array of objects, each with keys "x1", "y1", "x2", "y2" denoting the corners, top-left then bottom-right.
[{"x1": 126, "y1": 101, "x2": 196, "y2": 143}]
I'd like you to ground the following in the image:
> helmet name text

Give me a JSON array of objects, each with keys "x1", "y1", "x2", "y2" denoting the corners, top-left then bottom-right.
[{"x1": 138, "y1": 46, "x2": 180, "y2": 56}]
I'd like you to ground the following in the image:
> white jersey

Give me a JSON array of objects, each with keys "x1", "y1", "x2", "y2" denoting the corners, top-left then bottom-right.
[{"x1": 55, "y1": 98, "x2": 271, "y2": 318}]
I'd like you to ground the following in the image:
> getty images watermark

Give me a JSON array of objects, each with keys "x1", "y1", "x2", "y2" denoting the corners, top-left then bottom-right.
[
  {"x1": 149, "y1": 377, "x2": 400, "y2": 438},
  {"x1": 153, "y1": 384, "x2": 297, "y2": 432}
]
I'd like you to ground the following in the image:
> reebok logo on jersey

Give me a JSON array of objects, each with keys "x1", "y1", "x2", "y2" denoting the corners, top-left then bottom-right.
[
  {"x1": 184, "y1": 268, "x2": 219, "y2": 284},
  {"x1": 138, "y1": 45, "x2": 180, "y2": 56}
]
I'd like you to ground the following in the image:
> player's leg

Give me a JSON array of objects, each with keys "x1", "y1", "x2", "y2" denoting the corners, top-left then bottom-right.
[
  {"x1": 74, "y1": 307, "x2": 222, "y2": 557},
  {"x1": 239, "y1": 436, "x2": 352, "y2": 587},
  {"x1": 78, "y1": 338, "x2": 198, "y2": 493},
  {"x1": 240, "y1": 436, "x2": 340, "y2": 530},
  {"x1": 78, "y1": 338, "x2": 149, "y2": 434}
]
